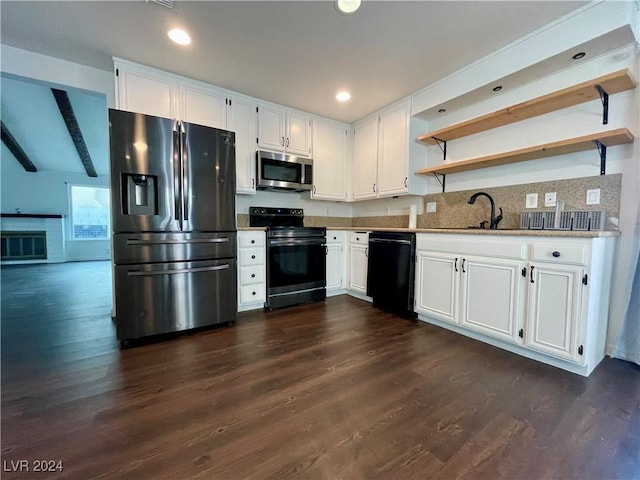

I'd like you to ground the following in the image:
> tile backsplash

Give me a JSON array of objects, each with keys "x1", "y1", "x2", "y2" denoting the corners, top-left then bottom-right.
[
  {"x1": 418, "y1": 174, "x2": 621, "y2": 230},
  {"x1": 238, "y1": 174, "x2": 621, "y2": 230}
]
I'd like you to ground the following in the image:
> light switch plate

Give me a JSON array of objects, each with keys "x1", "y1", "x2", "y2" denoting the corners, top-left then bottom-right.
[
  {"x1": 526, "y1": 193, "x2": 538, "y2": 209},
  {"x1": 544, "y1": 192, "x2": 557, "y2": 207},
  {"x1": 426, "y1": 202, "x2": 437, "y2": 213},
  {"x1": 586, "y1": 188, "x2": 601, "y2": 205}
]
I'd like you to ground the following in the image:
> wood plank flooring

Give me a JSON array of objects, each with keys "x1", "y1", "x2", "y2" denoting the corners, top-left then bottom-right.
[{"x1": 1, "y1": 261, "x2": 639, "y2": 479}]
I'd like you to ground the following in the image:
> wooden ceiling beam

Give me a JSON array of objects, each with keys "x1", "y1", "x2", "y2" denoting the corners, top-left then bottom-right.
[
  {"x1": 51, "y1": 88, "x2": 97, "y2": 177},
  {"x1": 1, "y1": 121, "x2": 38, "y2": 173}
]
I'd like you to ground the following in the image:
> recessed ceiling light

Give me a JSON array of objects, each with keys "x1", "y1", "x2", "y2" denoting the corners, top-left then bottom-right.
[
  {"x1": 492, "y1": 85, "x2": 503, "y2": 92},
  {"x1": 572, "y1": 52, "x2": 586, "y2": 60},
  {"x1": 335, "y1": 0, "x2": 361, "y2": 15},
  {"x1": 336, "y1": 91, "x2": 351, "y2": 102},
  {"x1": 168, "y1": 28, "x2": 191, "y2": 46},
  {"x1": 438, "y1": 108, "x2": 446, "y2": 113}
]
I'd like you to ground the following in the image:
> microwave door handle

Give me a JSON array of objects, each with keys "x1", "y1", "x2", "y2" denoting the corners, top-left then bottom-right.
[
  {"x1": 172, "y1": 123, "x2": 182, "y2": 227},
  {"x1": 181, "y1": 125, "x2": 189, "y2": 223}
]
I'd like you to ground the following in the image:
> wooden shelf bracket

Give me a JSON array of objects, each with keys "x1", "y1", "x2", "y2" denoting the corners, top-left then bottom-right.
[
  {"x1": 433, "y1": 172, "x2": 446, "y2": 193},
  {"x1": 433, "y1": 137, "x2": 447, "y2": 160},
  {"x1": 594, "y1": 85, "x2": 609, "y2": 125},
  {"x1": 595, "y1": 140, "x2": 607, "y2": 175}
]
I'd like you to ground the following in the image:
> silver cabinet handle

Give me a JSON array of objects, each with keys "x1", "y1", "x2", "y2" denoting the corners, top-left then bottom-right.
[
  {"x1": 286, "y1": 137, "x2": 290, "y2": 147},
  {"x1": 127, "y1": 238, "x2": 229, "y2": 245},
  {"x1": 461, "y1": 258, "x2": 466, "y2": 273},
  {"x1": 404, "y1": 177, "x2": 408, "y2": 187},
  {"x1": 373, "y1": 183, "x2": 376, "y2": 193},
  {"x1": 454, "y1": 258, "x2": 458, "y2": 272},
  {"x1": 128, "y1": 264, "x2": 229, "y2": 277},
  {"x1": 281, "y1": 136, "x2": 285, "y2": 146}
]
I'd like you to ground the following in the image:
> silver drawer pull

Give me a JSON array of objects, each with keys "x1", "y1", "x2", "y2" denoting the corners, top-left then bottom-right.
[
  {"x1": 127, "y1": 238, "x2": 229, "y2": 245},
  {"x1": 128, "y1": 264, "x2": 229, "y2": 277}
]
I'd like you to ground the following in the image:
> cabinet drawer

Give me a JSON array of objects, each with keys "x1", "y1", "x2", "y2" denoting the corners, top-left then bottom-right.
[
  {"x1": 350, "y1": 232, "x2": 369, "y2": 244},
  {"x1": 530, "y1": 244, "x2": 587, "y2": 265},
  {"x1": 239, "y1": 247, "x2": 265, "y2": 266},
  {"x1": 239, "y1": 265, "x2": 265, "y2": 285},
  {"x1": 238, "y1": 232, "x2": 265, "y2": 247},
  {"x1": 240, "y1": 283, "x2": 265, "y2": 304},
  {"x1": 327, "y1": 231, "x2": 347, "y2": 244}
]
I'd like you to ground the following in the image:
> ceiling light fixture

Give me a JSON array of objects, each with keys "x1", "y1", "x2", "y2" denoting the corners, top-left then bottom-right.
[
  {"x1": 168, "y1": 28, "x2": 191, "y2": 46},
  {"x1": 335, "y1": 0, "x2": 361, "y2": 15},
  {"x1": 492, "y1": 85, "x2": 503, "y2": 92},
  {"x1": 336, "y1": 91, "x2": 351, "y2": 102},
  {"x1": 572, "y1": 52, "x2": 586, "y2": 60}
]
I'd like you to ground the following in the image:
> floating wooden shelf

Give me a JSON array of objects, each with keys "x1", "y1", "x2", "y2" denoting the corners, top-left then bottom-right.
[
  {"x1": 417, "y1": 69, "x2": 636, "y2": 146},
  {"x1": 416, "y1": 128, "x2": 634, "y2": 176}
]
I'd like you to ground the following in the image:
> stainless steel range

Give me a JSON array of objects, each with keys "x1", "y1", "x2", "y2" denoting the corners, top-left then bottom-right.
[{"x1": 249, "y1": 207, "x2": 326, "y2": 309}]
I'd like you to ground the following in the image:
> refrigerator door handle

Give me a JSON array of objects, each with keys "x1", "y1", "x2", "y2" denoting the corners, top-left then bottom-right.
[
  {"x1": 181, "y1": 125, "x2": 189, "y2": 223},
  {"x1": 128, "y1": 264, "x2": 230, "y2": 277},
  {"x1": 172, "y1": 123, "x2": 182, "y2": 228},
  {"x1": 126, "y1": 238, "x2": 230, "y2": 245}
]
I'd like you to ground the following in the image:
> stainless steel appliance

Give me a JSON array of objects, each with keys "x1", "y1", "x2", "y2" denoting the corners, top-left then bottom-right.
[
  {"x1": 256, "y1": 150, "x2": 313, "y2": 192},
  {"x1": 109, "y1": 109, "x2": 237, "y2": 342},
  {"x1": 367, "y1": 231, "x2": 417, "y2": 318},
  {"x1": 249, "y1": 207, "x2": 326, "y2": 309}
]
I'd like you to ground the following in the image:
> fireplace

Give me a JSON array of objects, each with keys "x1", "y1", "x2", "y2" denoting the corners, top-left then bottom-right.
[{"x1": 1, "y1": 231, "x2": 47, "y2": 260}]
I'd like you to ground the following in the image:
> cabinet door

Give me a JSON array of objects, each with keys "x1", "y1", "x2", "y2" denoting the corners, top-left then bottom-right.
[
  {"x1": 257, "y1": 105, "x2": 285, "y2": 152},
  {"x1": 230, "y1": 97, "x2": 257, "y2": 194},
  {"x1": 459, "y1": 257, "x2": 524, "y2": 343},
  {"x1": 326, "y1": 243, "x2": 344, "y2": 291},
  {"x1": 286, "y1": 113, "x2": 312, "y2": 157},
  {"x1": 353, "y1": 118, "x2": 378, "y2": 200},
  {"x1": 415, "y1": 252, "x2": 459, "y2": 324},
  {"x1": 116, "y1": 66, "x2": 177, "y2": 119},
  {"x1": 180, "y1": 82, "x2": 229, "y2": 130},
  {"x1": 377, "y1": 102, "x2": 409, "y2": 197},
  {"x1": 525, "y1": 263, "x2": 583, "y2": 362},
  {"x1": 349, "y1": 244, "x2": 368, "y2": 293},
  {"x1": 312, "y1": 120, "x2": 347, "y2": 201}
]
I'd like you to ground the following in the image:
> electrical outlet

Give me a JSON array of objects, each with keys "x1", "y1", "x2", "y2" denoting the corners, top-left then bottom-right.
[
  {"x1": 525, "y1": 193, "x2": 538, "y2": 209},
  {"x1": 544, "y1": 192, "x2": 557, "y2": 207},
  {"x1": 586, "y1": 188, "x2": 601, "y2": 205},
  {"x1": 426, "y1": 202, "x2": 437, "y2": 213}
]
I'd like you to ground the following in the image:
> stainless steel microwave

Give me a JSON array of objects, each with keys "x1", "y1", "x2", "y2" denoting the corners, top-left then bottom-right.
[{"x1": 256, "y1": 150, "x2": 313, "y2": 192}]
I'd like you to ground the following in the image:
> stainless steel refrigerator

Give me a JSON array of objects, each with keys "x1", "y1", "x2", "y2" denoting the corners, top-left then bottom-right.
[{"x1": 108, "y1": 109, "x2": 237, "y2": 342}]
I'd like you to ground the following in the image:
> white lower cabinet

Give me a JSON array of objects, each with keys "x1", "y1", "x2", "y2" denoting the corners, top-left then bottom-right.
[
  {"x1": 348, "y1": 232, "x2": 370, "y2": 297},
  {"x1": 525, "y1": 262, "x2": 583, "y2": 362},
  {"x1": 237, "y1": 231, "x2": 266, "y2": 312},
  {"x1": 326, "y1": 231, "x2": 347, "y2": 295},
  {"x1": 460, "y1": 257, "x2": 524, "y2": 344},
  {"x1": 414, "y1": 233, "x2": 615, "y2": 376}
]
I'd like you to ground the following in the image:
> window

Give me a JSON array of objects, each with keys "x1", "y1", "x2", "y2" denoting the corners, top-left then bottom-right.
[{"x1": 70, "y1": 185, "x2": 111, "y2": 240}]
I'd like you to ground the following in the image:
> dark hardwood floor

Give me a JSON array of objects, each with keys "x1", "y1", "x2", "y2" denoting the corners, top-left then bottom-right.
[{"x1": 2, "y1": 261, "x2": 639, "y2": 479}]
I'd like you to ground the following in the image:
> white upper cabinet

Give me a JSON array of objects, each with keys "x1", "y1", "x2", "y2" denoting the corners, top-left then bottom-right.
[
  {"x1": 180, "y1": 82, "x2": 229, "y2": 130},
  {"x1": 114, "y1": 59, "x2": 258, "y2": 195},
  {"x1": 312, "y1": 119, "x2": 348, "y2": 201},
  {"x1": 230, "y1": 96, "x2": 258, "y2": 195},
  {"x1": 352, "y1": 98, "x2": 427, "y2": 201},
  {"x1": 353, "y1": 115, "x2": 378, "y2": 200},
  {"x1": 115, "y1": 62, "x2": 178, "y2": 119},
  {"x1": 257, "y1": 104, "x2": 312, "y2": 157}
]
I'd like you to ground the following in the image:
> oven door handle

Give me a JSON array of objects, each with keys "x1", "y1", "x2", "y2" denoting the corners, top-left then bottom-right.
[{"x1": 268, "y1": 239, "x2": 326, "y2": 246}]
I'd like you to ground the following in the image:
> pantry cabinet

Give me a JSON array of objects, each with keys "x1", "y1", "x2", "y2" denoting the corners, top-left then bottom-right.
[
  {"x1": 352, "y1": 98, "x2": 427, "y2": 200},
  {"x1": 230, "y1": 95, "x2": 258, "y2": 194},
  {"x1": 312, "y1": 120, "x2": 348, "y2": 201},
  {"x1": 257, "y1": 104, "x2": 312, "y2": 157},
  {"x1": 414, "y1": 233, "x2": 615, "y2": 376}
]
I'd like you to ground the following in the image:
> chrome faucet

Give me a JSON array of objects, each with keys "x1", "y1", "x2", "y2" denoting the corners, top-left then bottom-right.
[{"x1": 468, "y1": 192, "x2": 503, "y2": 229}]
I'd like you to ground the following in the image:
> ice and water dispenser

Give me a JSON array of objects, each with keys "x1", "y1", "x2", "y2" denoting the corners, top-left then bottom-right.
[{"x1": 122, "y1": 173, "x2": 158, "y2": 215}]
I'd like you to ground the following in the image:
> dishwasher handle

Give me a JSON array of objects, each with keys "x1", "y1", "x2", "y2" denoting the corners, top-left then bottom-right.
[{"x1": 369, "y1": 238, "x2": 413, "y2": 245}]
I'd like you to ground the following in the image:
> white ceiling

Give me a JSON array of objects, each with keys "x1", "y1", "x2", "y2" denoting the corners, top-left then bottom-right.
[
  {"x1": 1, "y1": 76, "x2": 110, "y2": 176},
  {"x1": 1, "y1": 0, "x2": 590, "y2": 124}
]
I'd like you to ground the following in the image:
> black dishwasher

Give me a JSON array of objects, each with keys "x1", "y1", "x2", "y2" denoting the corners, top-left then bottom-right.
[{"x1": 366, "y1": 232, "x2": 416, "y2": 318}]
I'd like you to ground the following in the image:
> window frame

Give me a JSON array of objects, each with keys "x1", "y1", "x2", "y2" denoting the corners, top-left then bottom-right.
[{"x1": 68, "y1": 184, "x2": 111, "y2": 242}]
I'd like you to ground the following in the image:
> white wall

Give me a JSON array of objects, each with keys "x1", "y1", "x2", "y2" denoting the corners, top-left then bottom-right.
[{"x1": 1, "y1": 151, "x2": 111, "y2": 261}]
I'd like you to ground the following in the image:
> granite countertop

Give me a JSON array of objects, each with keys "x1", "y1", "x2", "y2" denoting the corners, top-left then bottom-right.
[{"x1": 326, "y1": 226, "x2": 620, "y2": 238}]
